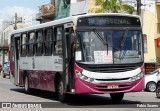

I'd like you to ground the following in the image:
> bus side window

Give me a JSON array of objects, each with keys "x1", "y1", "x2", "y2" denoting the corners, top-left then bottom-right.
[
  {"x1": 21, "y1": 33, "x2": 27, "y2": 56},
  {"x1": 54, "y1": 27, "x2": 63, "y2": 55},
  {"x1": 44, "y1": 28, "x2": 53, "y2": 55},
  {"x1": 36, "y1": 30, "x2": 43, "y2": 55},
  {"x1": 28, "y1": 32, "x2": 35, "y2": 56}
]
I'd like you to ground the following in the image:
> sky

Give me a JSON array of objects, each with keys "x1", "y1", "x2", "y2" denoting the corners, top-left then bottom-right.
[
  {"x1": 0, "y1": 0, "x2": 156, "y2": 30},
  {"x1": 0, "y1": 0, "x2": 50, "y2": 30},
  {"x1": 0, "y1": 0, "x2": 50, "y2": 9}
]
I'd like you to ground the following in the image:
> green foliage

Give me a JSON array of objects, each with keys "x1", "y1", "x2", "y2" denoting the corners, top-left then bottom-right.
[
  {"x1": 92, "y1": 0, "x2": 134, "y2": 14},
  {"x1": 122, "y1": 4, "x2": 134, "y2": 14}
]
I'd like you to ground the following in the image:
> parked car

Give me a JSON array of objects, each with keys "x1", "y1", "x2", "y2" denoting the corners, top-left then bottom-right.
[
  {"x1": 156, "y1": 74, "x2": 160, "y2": 98},
  {"x1": 144, "y1": 68, "x2": 160, "y2": 92},
  {"x1": 2, "y1": 62, "x2": 10, "y2": 78}
]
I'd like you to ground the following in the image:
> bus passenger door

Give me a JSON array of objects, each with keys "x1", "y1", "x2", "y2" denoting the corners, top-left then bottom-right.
[
  {"x1": 14, "y1": 36, "x2": 20, "y2": 85},
  {"x1": 63, "y1": 24, "x2": 74, "y2": 93}
]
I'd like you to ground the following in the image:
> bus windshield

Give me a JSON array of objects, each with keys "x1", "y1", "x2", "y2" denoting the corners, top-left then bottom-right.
[{"x1": 75, "y1": 29, "x2": 143, "y2": 64}]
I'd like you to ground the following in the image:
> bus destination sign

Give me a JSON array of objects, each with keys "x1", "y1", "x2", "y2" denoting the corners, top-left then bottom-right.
[{"x1": 77, "y1": 16, "x2": 141, "y2": 27}]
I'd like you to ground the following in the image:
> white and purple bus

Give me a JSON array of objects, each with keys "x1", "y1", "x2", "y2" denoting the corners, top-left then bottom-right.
[{"x1": 10, "y1": 13, "x2": 144, "y2": 102}]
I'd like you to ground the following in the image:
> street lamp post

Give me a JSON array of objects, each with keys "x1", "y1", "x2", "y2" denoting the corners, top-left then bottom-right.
[
  {"x1": 137, "y1": 0, "x2": 142, "y2": 15},
  {"x1": 14, "y1": 12, "x2": 17, "y2": 30}
]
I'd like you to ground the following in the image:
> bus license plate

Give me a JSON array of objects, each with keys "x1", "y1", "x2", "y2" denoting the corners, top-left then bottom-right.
[{"x1": 107, "y1": 85, "x2": 119, "y2": 89}]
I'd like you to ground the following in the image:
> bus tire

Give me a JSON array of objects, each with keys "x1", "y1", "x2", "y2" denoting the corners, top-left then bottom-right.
[
  {"x1": 156, "y1": 83, "x2": 160, "y2": 98},
  {"x1": 8, "y1": 71, "x2": 10, "y2": 79},
  {"x1": 24, "y1": 75, "x2": 30, "y2": 94},
  {"x1": 57, "y1": 79, "x2": 66, "y2": 102},
  {"x1": 110, "y1": 93, "x2": 124, "y2": 101},
  {"x1": 2, "y1": 72, "x2": 5, "y2": 78}
]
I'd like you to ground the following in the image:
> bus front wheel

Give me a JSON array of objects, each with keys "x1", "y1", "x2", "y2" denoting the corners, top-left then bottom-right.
[
  {"x1": 57, "y1": 79, "x2": 66, "y2": 102},
  {"x1": 110, "y1": 93, "x2": 124, "y2": 101}
]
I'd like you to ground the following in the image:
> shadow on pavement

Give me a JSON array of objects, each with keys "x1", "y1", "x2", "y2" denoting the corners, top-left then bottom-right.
[
  {"x1": 10, "y1": 88, "x2": 58, "y2": 100},
  {"x1": 10, "y1": 88, "x2": 142, "y2": 108}
]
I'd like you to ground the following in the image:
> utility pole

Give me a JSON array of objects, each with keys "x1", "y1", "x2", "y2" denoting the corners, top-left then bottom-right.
[
  {"x1": 14, "y1": 12, "x2": 17, "y2": 30},
  {"x1": 137, "y1": 0, "x2": 142, "y2": 15}
]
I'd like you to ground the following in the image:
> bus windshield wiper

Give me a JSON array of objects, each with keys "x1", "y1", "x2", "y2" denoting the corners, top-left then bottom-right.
[
  {"x1": 119, "y1": 28, "x2": 128, "y2": 59},
  {"x1": 92, "y1": 28, "x2": 109, "y2": 54}
]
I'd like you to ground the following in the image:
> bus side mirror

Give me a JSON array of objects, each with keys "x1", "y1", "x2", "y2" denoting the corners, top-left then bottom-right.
[
  {"x1": 71, "y1": 43, "x2": 76, "y2": 52},
  {"x1": 71, "y1": 33, "x2": 77, "y2": 53}
]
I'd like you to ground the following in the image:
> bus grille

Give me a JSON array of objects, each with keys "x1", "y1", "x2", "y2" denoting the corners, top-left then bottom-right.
[{"x1": 77, "y1": 63, "x2": 142, "y2": 73}]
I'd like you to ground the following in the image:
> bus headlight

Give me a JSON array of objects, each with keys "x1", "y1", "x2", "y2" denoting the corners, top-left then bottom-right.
[
  {"x1": 83, "y1": 76, "x2": 88, "y2": 80},
  {"x1": 75, "y1": 70, "x2": 82, "y2": 77},
  {"x1": 75, "y1": 70, "x2": 95, "y2": 83},
  {"x1": 130, "y1": 72, "x2": 144, "y2": 82},
  {"x1": 89, "y1": 78, "x2": 95, "y2": 82}
]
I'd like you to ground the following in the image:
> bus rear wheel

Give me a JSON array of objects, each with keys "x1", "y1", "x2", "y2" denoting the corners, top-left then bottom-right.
[
  {"x1": 57, "y1": 79, "x2": 66, "y2": 102},
  {"x1": 2, "y1": 72, "x2": 6, "y2": 78},
  {"x1": 110, "y1": 93, "x2": 124, "y2": 101},
  {"x1": 24, "y1": 76, "x2": 30, "y2": 94}
]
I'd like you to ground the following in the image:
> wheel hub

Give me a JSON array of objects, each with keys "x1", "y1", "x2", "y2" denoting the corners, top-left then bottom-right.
[{"x1": 149, "y1": 84, "x2": 156, "y2": 92}]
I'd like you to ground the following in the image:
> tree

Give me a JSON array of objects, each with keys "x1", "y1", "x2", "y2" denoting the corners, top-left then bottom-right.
[{"x1": 89, "y1": 0, "x2": 134, "y2": 14}]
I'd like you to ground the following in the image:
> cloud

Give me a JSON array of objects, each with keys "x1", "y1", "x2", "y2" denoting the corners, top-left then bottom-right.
[{"x1": 0, "y1": 6, "x2": 37, "y2": 30}]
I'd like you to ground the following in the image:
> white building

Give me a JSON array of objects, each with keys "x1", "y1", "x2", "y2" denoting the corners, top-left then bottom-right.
[
  {"x1": 0, "y1": 21, "x2": 14, "y2": 64},
  {"x1": 0, "y1": 16, "x2": 33, "y2": 65}
]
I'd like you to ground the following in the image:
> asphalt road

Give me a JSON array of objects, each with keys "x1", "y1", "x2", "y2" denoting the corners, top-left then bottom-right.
[{"x1": 0, "y1": 75, "x2": 160, "y2": 111}]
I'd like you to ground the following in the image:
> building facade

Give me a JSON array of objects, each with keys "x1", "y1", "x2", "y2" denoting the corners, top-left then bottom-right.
[
  {"x1": 0, "y1": 16, "x2": 32, "y2": 66},
  {"x1": 0, "y1": 22, "x2": 14, "y2": 65},
  {"x1": 139, "y1": 0, "x2": 160, "y2": 73}
]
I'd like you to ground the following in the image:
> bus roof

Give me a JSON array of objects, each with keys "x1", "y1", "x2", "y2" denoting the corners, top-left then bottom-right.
[{"x1": 11, "y1": 13, "x2": 141, "y2": 35}]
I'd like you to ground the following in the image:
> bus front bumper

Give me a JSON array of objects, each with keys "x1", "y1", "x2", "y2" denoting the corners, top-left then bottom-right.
[{"x1": 74, "y1": 77, "x2": 144, "y2": 94}]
